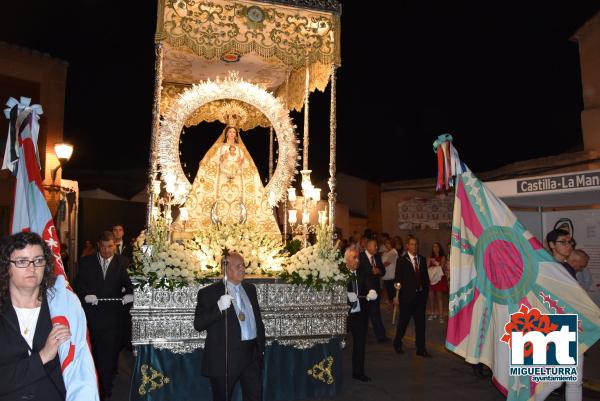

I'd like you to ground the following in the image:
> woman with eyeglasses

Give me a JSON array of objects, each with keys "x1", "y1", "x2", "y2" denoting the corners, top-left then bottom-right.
[{"x1": 0, "y1": 232, "x2": 70, "y2": 401}]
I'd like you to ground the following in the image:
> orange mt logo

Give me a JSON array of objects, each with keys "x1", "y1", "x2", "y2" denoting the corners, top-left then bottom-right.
[{"x1": 501, "y1": 305, "x2": 578, "y2": 382}]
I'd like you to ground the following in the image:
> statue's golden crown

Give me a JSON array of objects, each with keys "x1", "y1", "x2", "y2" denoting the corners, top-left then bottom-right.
[{"x1": 219, "y1": 101, "x2": 248, "y2": 128}]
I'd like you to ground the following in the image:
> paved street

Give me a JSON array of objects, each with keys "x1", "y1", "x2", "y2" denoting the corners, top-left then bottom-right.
[{"x1": 113, "y1": 305, "x2": 600, "y2": 401}]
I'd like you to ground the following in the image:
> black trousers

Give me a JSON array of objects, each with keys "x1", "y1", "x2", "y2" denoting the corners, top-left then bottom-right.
[
  {"x1": 383, "y1": 280, "x2": 396, "y2": 303},
  {"x1": 368, "y1": 296, "x2": 387, "y2": 340},
  {"x1": 347, "y1": 310, "x2": 368, "y2": 376},
  {"x1": 122, "y1": 304, "x2": 133, "y2": 351},
  {"x1": 209, "y1": 341, "x2": 262, "y2": 401},
  {"x1": 393, "y1": 291, "x2": 427, "y2": 352},
  {"x1": 90, "y1": 326, "x2": 122, "y2": 399}
]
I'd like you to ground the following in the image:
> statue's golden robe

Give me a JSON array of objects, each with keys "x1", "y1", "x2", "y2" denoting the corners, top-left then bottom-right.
[{"x1": 174, "y1": 136, "x2": 280, "y2": 237}]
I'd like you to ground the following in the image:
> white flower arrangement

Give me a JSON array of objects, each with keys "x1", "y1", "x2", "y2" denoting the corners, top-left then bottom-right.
[
  {"x1": 131, "y1": 228, "x2": 220, "y2": 290},
  {"x1": 131, "y1": 209, "x2": 348, "y2": 290},
  {"x1": 277, "y1": 225, "x2": 349, "y2": 290},
  {"x1": 131, "y1": 217, "x2": 287, "y2": 289},
  {"x1": 188, "y1": 222, "x2": 287, "y2": 274}
]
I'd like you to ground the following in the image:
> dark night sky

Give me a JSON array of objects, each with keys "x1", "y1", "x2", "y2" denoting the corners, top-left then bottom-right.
[{"x1": 1, "y1": 1, "x2": 599, "y2": 196}]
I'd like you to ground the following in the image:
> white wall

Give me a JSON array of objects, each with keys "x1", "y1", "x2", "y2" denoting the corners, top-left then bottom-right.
[
  {"x1": 514, "y1": 211, "x2": 543, "y2": 240},
  {"x1": 336, "y1": 173, "x2": 368, "y2": 216},
  {"x1": 543, "y1": 209, "x2": 600, "y2": 306}
]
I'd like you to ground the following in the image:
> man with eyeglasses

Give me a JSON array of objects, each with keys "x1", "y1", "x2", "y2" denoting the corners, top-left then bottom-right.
[
  {"x1": 539, "y1": 233, "x2": 586, "y2": 400},
  {"x1": 546, "y1": 228, "x2": 577, "y2": 280}
]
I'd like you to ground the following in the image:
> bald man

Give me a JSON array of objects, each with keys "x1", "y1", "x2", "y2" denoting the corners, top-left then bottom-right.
[
  {"x1": 194, "y1": 252, "x2": 266, "y2": 401},
  {"x1": 346, "y1": 246, "x2": 378, "y2": 381}
]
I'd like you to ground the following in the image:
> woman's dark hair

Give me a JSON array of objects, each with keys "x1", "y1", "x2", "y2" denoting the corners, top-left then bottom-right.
[
  {"x1": 0, "y1": 232, "x2": 57, "y2": 312},
  {"x1": 430, "y1": 242, "x2": 446, "y2": 258},
  {"x1": 222, "y1": 126, "x2": 239, "y2": 143}
]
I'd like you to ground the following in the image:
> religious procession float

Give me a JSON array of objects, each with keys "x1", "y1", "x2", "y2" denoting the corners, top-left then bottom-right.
[{"x1": 128, "y1": 1, "x2": 346, "y2": 400}]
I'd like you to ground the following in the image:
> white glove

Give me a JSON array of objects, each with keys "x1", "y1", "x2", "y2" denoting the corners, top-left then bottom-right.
[
  {"x1": 347, "y1": 292, "x2": 358, "y2": 303},
  {"x1": 366, "y1": 290, "x2": 378, "y2": 301},
  {"x1": 84, "y1": 295, "x2": 98, "y2": 305},
  {"x1": 217, "y1": 294, "x2": 233, "y2": 312},
  {"x1": 122, "y1": 294, "x2": 134, "y2": 305}
]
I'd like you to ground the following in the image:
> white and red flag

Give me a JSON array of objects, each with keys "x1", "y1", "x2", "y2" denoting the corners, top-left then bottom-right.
[{"x1": 3, "y1": 96, "x2": 99, "y2": 400}]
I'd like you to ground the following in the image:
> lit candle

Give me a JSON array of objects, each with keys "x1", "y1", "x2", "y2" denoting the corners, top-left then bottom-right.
[
  {"x1": 287, "y1": 187, "x2": 297, "y2": 202},
  {"x1": 179, "y1": 207, "x2": 189, "y2": 221},
  {"x1": 165, "y1": 181, "x2": 176, "y2": 194},
  {"x1": 318, "y1": 210, "x2": 327, "y2": 226},
  {"x1": 163, "y1": 172, "x2": 176, "y2": 186},
  {"x1": 301, "y1": 169, "x2": 312, "y2": 191},
  {"x1": 303, "y1": 184, "x2": 314, "y2": 199},
  {"x1": 311, "y1": 187, "x2": 321, "y2": 201},
  {"x1": 302, "y1": 210, "x2": 310, "y2": 224},
  {"x1": 288, "y1": 210, "x2": 297, "y2": 224},
  {"x1": 152, "y1": 180, "x2": 161, "y2": 195}
]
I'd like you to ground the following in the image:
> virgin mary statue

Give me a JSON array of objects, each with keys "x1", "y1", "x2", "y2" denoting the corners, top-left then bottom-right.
[{"x1": 174, "y1": 126, "x2": 281, "y2": 237}]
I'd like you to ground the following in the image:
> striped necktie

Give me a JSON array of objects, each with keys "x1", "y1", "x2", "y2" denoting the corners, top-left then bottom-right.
[
  {"x1": 412, "y1": 256, "x2": 421, "y2": 290},
  {"x1": 102, "y1": 259, "x2": 109, "y2": 279}
]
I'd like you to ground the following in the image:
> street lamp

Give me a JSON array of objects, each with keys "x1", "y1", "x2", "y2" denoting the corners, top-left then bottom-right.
[{"x1": 52, "y1": 143, "x2": 74, "y2": 182}]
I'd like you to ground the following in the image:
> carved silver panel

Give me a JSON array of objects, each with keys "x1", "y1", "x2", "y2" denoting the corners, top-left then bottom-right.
[{"x1": 131, "y1": 278, "x2": 348, "y2": 353}]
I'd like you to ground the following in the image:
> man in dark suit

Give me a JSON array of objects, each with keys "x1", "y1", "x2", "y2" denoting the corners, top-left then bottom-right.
[
  {"x1": 194, "y1": 252, "x2": 266, "y2": 401},
  {"x1": 346, "y1": 247, "x2": 379, "y2": 382},
  {"x1": 112, "y1": 223, "x2": 134, "y2": 351},
  {"x1": 74, "y1": 230, "x2": 134, "y2": 400},
  {"x1": 393, "y1": 235, "x2": 431, "y2": 357},
  {"x1": 359, "y1": 239, "x2": 388, "y2": 342},
  {"x1": 111, "y1": 224, "x2": 132, "y2": 264}
]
